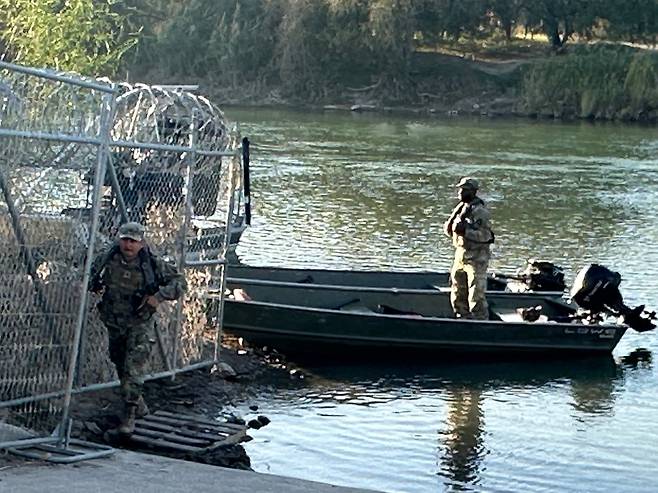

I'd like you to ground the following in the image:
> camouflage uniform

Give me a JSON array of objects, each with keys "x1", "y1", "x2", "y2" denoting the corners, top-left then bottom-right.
[
  {"x1": 90, "y1": 240, "x2": 186, "y2": 408},
  {"x1": 444, "y1": 179, "x2": 493, "y2": 320}
]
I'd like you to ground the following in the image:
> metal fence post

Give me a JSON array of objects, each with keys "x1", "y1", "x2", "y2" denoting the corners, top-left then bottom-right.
[
  {"x1": 214, "y1": 151, "x2": 238, "y2": 364},
  {"x1": 58, "y1": 89, "x2": 117, "y2": 445},
  {"x1": 170, "y1": 110, "x2": 199, "y2": 376}
]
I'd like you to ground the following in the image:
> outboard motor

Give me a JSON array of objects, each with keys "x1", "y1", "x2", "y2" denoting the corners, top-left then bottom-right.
[{"x1": 570, "y1": 264, "x2": 656, "y2": 332}]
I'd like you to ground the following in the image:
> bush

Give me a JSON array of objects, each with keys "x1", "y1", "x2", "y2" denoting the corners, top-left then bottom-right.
[{"x1": 520, "y1": 45, "x2": 658, "y2": 121}]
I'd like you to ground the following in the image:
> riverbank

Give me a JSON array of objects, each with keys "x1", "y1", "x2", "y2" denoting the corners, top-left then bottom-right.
[
  {"x1": 0, "y1": 342, "x2": 295, "y2": 471},
  {"x1": 65, "y1": 342, "x2": 298, "y2": 470},
  {"x1": 204, "y1": 50, "x2": 524, "y2": 120},
  {"x1": 196, "y1": 44, "x2": 657, "y2": 123}
]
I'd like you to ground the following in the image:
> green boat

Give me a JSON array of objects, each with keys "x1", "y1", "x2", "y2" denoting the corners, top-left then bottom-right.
[
  {"x1": 221, "y1": 264, "x2": 654, "y2": 360},
  {"x1": 222, "y1": 283, "x2": 623, "y2": 359}
]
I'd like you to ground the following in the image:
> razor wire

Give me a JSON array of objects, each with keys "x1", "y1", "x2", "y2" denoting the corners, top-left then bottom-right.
[{"x1": 0, "y1": 62, "x2": 242, "y2": 450}]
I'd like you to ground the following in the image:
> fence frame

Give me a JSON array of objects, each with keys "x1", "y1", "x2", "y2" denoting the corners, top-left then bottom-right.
[{"x1": 0, "y1": 61, "x2": 239, "y2": 459}]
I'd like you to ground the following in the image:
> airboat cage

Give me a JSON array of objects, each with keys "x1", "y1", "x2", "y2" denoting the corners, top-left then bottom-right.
[{"x1": 0, "y1": 61, "x2": 244, "y2": 460}]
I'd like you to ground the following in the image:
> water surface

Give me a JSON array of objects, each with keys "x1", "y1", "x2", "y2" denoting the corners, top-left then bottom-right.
[{"x1": 224, "y1": 108, "x2": 658, "y2": 492}]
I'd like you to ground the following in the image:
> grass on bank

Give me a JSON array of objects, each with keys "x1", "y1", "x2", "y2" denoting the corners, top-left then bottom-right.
[{"x1": 520, "y1": 44, "x2": 658, "y2": 120}]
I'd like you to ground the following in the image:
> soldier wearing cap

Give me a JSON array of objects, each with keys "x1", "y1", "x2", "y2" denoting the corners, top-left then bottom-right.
[
  {"x1": 89, "y1": 222, "x2": 186, "y2": 435},
  {"x1": 443, "y1": 177, "x2": 494, "y2": 320}
]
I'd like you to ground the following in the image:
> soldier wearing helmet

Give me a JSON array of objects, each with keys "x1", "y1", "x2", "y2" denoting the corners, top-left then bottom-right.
[
  {"x1": 443, "y1": 177, "x2": 494, "y2": 319},
  {"x1": 89, "y1": 222, "x2": 186, "y2": 435}
]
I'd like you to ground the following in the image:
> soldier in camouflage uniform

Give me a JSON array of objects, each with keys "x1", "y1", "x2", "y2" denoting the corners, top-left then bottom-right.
[
  {"x1": 443, "y1": 177, "x2": 494, "y2": 320},
  {"x1": 90, "y1": 222, "x2": 186, "y2": 435}
]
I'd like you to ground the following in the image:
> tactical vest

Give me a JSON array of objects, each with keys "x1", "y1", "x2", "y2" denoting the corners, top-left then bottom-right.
[
  {"x1": 94, "y1": 245, "x2": 162, "y2": 324},
  {"x1": 449, "y1": 198, "x2": 495, "y2": 245}
]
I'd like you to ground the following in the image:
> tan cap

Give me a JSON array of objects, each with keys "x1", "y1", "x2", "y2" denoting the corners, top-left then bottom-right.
[
  {"x1": 456, "y1": 177, "x2": 479, "y2": 190},
  {"x1": 118, "y1": 222, "x2": 145, "y2": 241}
]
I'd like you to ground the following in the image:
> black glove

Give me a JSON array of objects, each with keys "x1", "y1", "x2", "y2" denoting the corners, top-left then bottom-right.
[
  {"x1": 454, "y1": 221, "x2": 466, "y2": 236},
  {"x1": 89, "y1": 277, "x2": 103, "y2": 293}
]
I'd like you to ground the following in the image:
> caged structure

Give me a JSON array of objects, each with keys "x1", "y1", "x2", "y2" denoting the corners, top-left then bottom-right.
[{"x1": 0, "y1": 61, "x2": 245, "y2": 457}]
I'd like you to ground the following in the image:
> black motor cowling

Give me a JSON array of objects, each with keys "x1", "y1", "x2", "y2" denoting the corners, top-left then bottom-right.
[{"x1": 570, "y1": 264, "x2": 655, "y2": 332}]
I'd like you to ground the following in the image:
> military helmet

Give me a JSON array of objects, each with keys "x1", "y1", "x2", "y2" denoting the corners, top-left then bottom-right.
[
  {"x1": 455, "y1": 177, "x2": 479, "y2": 190},
  {"x1": 118, "y1": 222, "x2": 145, "y2": 241}
]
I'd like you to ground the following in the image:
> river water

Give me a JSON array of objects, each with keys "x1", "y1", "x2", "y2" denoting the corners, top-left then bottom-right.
[{"x1": 224, "y1": 107, "x2": 658, "y2": 492}]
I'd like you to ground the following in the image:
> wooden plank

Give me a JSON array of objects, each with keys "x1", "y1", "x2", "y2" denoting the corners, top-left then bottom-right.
[
  {"x1": 129, "y1": 410, "x2": 248, "y2": 453},
  {"x1": 202, "y1": 429, "x2": 247, "y2": 451},
  {"x1": 135, "y1": 419, "x2": 229, "y2": 441},
  {"x1": 143, "y1": 414, "x2": 231, "y2": 435},
  {"x1": 154, "y1": 410, "x2": 246, "y2": 431},
  {"x1": 154, "y1": 410, "x2": 245, "y2": 431},
  {"x1": 129, "y1": 435, "x2": 204, "y2": 453},
  {"x1": 147, "y1": 413, "x2": 244, "y2": 435},
  {"x1": 132, "y1": 427, "x2": 209, "y2": 447}
]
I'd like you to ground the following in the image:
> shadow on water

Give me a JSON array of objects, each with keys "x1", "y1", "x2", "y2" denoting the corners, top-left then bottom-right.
[{"x1": 277, "y1": 348, "x2": 653, "y2": 491}]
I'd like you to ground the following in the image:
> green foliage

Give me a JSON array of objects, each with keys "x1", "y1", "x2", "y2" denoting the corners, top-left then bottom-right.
[
  {"x1": 489, "y1": 0, "x2": 525, "y2": 40},
  {"x1": 1, "y1": 0, "x2": 656, "y2": 113},
  {"x1": 275, "y1": 0, "x2": 331, "y2": 95},
  {"x1": 415, "y1": 0, "x2": 489, "y2": 41},
  {"x1": 624, "y1": 51, "x2": 658, "y2": 114},
  {"x1": 0, "y1": 0, "x2": 137, "y2": 76},
  {"x1": 367, "y1": 0, "x2": 415, "y2": 85},
  {"x1": 325, "y1": 0, "x2": 372, "y2": 77},
  {"x1": 604, "y1": 0, "x2": 658, "y2": 44},
  {"x1": 521, "y1": 45, "x2": 658, "y2": 120}
]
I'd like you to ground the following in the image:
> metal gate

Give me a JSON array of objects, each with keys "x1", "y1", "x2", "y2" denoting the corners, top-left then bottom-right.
[{"x1": 0, "y1": 61, "x2": 242, "y2": 459}]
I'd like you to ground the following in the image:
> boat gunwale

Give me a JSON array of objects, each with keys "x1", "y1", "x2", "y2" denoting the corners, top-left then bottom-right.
[
  {"x1": 225, "y1": 276, "x2": 566, "y2": 298},
  {"x1": 224, "y1": 298, "x2": 625, "y2": 331}
]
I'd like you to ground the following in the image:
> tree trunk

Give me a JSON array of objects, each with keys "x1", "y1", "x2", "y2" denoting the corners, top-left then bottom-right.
[
  {"x1": 504, "y1": 22, "x2": 512, "y2": 41},
  {"x1": 550, "y1": 26, "x2": 562, "y2": 49}
]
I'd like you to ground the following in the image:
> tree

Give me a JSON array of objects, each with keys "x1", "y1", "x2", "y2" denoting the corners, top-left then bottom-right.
[
  {"x1": 325, "y1": 0, "x2": 373, "y2": 76},
  {"x1": 489, "y1": 0, "x2": 525, "y2": 41},
  {"x1": 524, "y1": 0, "x2": 599, "y2": 49},
  {"x1": 276, "y1": 0, "x2": 330, "y2": 96},
  {"x1": 420, "y1": 0, "x2": 489, "y2": 41},
  {"x1": 367, "y1": 0, "x2": 416, "y2": 91},
  {"x1": 603, "y1": 0, "x2": 658, "y2": 44},
  {"x1": 0, "y1": 0, "x2": 137, "y2": 76}
]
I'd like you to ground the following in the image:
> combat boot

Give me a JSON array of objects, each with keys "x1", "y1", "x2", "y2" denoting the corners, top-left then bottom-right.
[
  {"x1": 136, "y1": 395, "x2": 150, "y2": 418},
  {"x1": 118, "y1": 405, "x2": 137, "y2": 435}
]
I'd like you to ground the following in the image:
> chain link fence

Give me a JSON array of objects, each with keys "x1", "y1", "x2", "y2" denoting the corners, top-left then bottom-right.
[{"x1": 0, "y1": 62, "x2": 243, "y2": 457}]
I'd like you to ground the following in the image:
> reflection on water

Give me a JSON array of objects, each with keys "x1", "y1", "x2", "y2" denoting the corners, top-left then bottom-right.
[
  {"x1": 440, "y1": 388, "x2": 484, "y2": 489},
  {"x1": 231, "y1": 352, "x2": 654, "y2": 492},
  {"x1": 221, "y1": 108, "x2": 658, "y2": 493}
]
